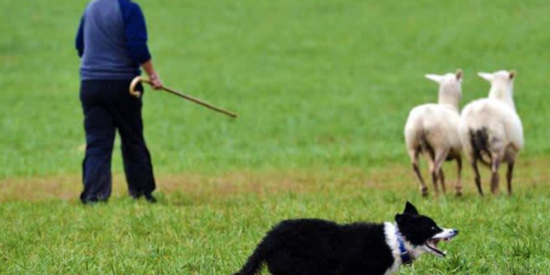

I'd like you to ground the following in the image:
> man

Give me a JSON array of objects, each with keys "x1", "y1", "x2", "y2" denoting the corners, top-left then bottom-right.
[{"x1": 76, "y1": 0, "x2": 163, "y2": 204}]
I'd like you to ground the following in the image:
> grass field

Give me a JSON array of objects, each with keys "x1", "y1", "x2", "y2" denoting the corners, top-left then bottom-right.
[{"x1": 1, "y1": 0, "x2": 550, "y2": 274}]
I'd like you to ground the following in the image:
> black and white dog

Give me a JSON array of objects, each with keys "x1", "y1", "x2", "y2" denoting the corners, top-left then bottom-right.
[{"x1": 233, "y1": 202, "x2": 458, "y2": 275}]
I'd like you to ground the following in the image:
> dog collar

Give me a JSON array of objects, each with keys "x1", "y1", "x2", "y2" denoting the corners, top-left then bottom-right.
[{"x1": 396, "y1": 231, "x2": 413, "y2": 266}]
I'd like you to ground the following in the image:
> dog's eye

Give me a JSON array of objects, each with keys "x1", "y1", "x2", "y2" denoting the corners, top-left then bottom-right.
[{"x1": 431, "y1": 226, "x2": 436, "y2": 230}]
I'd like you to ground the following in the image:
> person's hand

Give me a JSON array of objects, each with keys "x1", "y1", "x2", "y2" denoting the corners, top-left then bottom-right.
[{"x1": 149, "y1": 73, "x2": 163, "y2": 90}]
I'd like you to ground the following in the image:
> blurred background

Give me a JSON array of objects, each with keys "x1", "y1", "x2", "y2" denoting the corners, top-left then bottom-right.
[
  {"x1": 1, "y1": 0, "x2": 549, "y2": 178},
  {"x1": 1, "y1": 1, "x2": 550, "y2": 274}
]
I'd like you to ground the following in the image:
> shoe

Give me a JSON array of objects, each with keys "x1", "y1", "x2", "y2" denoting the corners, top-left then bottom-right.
[
  {"x1": 144, "y1": 193, "x2": 157, "y2": 203},
  {"x1": 129, "y1": 190, "x2": 142, "y2": 200},
  {"x1": 81, "y1": 198, "x2": 108, "y2": 205},
  {"x1": 81, "y1": 198, "x2": 98, "y2": 205}
]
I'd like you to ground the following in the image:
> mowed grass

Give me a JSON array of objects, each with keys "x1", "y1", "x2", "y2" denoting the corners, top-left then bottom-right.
[{"x1": 1, "y1": 0, "x2": 550, "y2": 274}]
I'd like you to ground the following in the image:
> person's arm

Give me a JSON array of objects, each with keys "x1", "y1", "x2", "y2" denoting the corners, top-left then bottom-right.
[
  {"x1": 141, "y1": 60, "x2": 162, "y2": 89},
  {"x1": 120, "y1": 1, "x2": 163, "y2": 89},
  {"x1": 76, "y1": 16, "x2": 85, "y2": 57}
]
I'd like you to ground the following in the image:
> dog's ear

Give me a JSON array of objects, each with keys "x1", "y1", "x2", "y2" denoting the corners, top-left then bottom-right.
[
  {"x1": 395, "y1": 213, "x2": 412, "y2": 225},
  {"x1": 403, "y1": 201, "x2": 419, "y2": 215},
  {"x1": 395, "y1": 214, "x2": 404, "y2": 223}
]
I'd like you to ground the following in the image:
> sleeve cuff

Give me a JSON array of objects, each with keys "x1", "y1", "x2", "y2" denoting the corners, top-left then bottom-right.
[{"x1": 128, "y1": 44, "x2": 151, "y2": 65}]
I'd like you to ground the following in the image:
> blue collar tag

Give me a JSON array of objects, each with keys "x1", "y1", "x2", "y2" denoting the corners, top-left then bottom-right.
[{"x1": 396, "y1": 232, "x2": 413, "y2": 266}]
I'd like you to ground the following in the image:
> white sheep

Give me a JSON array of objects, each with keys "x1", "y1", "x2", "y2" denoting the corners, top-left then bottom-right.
[
  {"x1": 404, "y1": 70, "x2": 463, "y2": 197},
  {"x1": 459, "y1": 70, "x2": 523, "y2": 195}
]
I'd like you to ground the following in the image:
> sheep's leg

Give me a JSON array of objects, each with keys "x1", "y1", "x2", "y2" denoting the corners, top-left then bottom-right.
[
  {"x1": 427, "y1": 153, "x2": 439, "y2": 197},
  {"x1": 471, "y1": 157, "x2": 483, "y2": 196},
  {"x1": 430, "y1": 170, "x2": 439, "y2": 196},
  {"x1": 506, "y1": 160, "x2": 515, "y2": 195},
  {"x1": 409, "y1": 149, "x2": 428, "y2": 197},
  {"x1": 431, "y1": 150, "x2": 448, "y2": 196},
  {"x1": 439, "y1": 168, "x2": 446, "y2": 194},
  {"x1": 455, "y1": 156, "x2": 463, "y2": 197},
  {"x1": 413, "y1": 162, "x2": 428, "y2": 197},
  {"x1": 490, "y1": 156, "x2": 501, "y2": 195}
]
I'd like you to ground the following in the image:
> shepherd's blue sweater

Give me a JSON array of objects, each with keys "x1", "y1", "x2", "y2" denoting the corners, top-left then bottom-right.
[{"x1": 76, "y1": 0, "x2": 151, "y2": 80}]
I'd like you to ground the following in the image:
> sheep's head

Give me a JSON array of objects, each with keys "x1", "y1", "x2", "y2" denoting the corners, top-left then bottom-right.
[
  {"x1": 425, "y1": 70, "x2": 463, "y2": 107},
  {"x1": 478, "y1": 70, "x2": 516, "y2": 85},
  {"x1": 425, "y1": 70, "x2": 463, "y2": 86},
  {"x1": 478, "y1": 70, "x2": 516, "y2": 102}
]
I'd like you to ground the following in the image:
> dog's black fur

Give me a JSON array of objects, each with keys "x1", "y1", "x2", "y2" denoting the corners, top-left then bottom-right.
[{"x1": 233, "y1": 202, "x2": 447, "y2": 275}]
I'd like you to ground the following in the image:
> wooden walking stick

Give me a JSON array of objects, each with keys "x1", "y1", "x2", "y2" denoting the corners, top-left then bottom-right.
[{"x1": 129, "y1": 76, "x2": 237, "y2": 118}]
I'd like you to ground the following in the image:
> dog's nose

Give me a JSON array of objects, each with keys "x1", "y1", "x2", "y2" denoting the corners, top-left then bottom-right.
[{"x1": 452, "y1": 229, "x2": 459, "y2": 235}]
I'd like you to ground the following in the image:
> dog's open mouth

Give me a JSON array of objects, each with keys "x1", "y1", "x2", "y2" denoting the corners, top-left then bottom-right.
[{"x1": 426, "y1": 237, "x2": 454, "y2": 257}]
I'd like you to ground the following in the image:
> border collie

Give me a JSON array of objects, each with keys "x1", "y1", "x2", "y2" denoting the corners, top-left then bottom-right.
[{"x1": 233, "y1": 202, "x2": 458, "y2": 275}]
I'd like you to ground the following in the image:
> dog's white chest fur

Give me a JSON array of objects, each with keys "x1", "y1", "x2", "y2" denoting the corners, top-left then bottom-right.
[{"x1": 383, "y1": 222, "x2": 405, "y2": 275}]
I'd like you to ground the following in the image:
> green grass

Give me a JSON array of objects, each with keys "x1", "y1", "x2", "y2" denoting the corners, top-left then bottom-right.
[
  {"x1": 1, "y1": 0, "x2": 550, "y2": 274},
  {"x1": 2, "y1": 166, "x2": 550, "y2": 274}
]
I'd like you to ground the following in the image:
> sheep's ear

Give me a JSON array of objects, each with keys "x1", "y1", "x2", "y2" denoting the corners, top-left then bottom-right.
[
  {"x1": 509, "y1": 70, "x2": 516, "y2": 80},
  {"x1": 456, "y1": 69, "x2": 464, "y2": 82},
  {"x1": 425, "y1": 74, "x2": 443, "y2": 83},
  {"x1": 478, "y1": 72, "x2": 494, "y2": 82}
]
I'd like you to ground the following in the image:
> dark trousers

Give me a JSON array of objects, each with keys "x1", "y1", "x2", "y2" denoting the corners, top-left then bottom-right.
[{"x1": 80, "y1": 80, "x2": 156, "y2": 203}]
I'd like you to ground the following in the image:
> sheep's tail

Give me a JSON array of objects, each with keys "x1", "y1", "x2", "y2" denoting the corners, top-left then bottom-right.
[
  {"x1": 233, "y1": 240, "x2": 268, "y2": 275},
  {"x1": 469, "y1": 128, "x2": 491, "y2": 166},
  {"x1": 407, "y1": 118, "x2": 433, "y2": 157},
  {"x1": 412, "y1": 126, "x2": 436, "y2": 158},
  {"x1": 418, "y1": 131, "x2": 432, "y2": 155}
]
